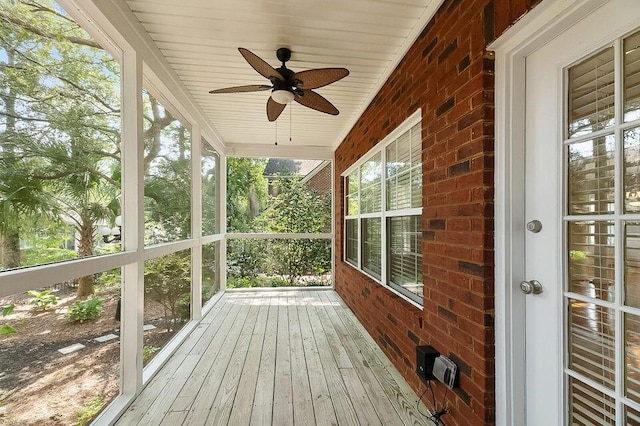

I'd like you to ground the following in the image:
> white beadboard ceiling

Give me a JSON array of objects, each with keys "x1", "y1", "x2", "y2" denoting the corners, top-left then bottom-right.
[{"x1": 124, "y1": 0, "x2": 442, "y2": 156}]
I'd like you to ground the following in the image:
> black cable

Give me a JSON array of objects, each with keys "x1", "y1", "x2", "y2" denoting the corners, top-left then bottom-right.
[
  {"x1": 416, "y1": 381, "x2": 448, "y2": 425},
  {"x1": 416, "y1": 384, "x2": 430, "y2": 417},
  {"x1": 440, "y1": 385, "x2": 449, "y2": 412},
  {"x1": 428, "y1": 380, "x2": 437, "y2": 410}
]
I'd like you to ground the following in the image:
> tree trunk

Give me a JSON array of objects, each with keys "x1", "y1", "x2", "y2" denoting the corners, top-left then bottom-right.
[
  {"x1": 1, "y1": 48, "x2": 22, "y2": 269},
  {"x1": 3, "y1": 231, "x2": 20, "y2": 269},
  {"x1": 76, "y1": 220, "x2": 95, "y2": 298}
]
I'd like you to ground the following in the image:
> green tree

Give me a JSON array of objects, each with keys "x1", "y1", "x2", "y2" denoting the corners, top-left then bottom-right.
[
  {"x1": 257, "y1": 176, "x2": 331, "y2": 285},
  {"x1": 0, "y1": 2, "x2": 179, "y2": 298},
  {"x1": 226, "y1": 157, "x2": 268, "y2": 232},
  {"x1": 0, "y1": 0, "x2": 121, "y2": 299},
  {"x1": 144, "y1": 251, "x2": 191, "y2": 330}
]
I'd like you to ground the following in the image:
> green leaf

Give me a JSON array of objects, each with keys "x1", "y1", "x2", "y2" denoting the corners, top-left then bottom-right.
[
  {"x1": 0, "y1": 324, "x2": 17, "y2": 334},
  {"x1": 2, "y1": 305, "x2": 15, "y2": 317}
]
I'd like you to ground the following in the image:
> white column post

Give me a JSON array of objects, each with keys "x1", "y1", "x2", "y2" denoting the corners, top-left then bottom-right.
[
  {"x1": 191, "y1": 126, "x2": 203, "y2": 319},
  {"x1": 219, "y1": 153, "x2": 227, "y2": 291},
  {"x1": 120, "y1": 46, "x2": 144, "y2": 397}
]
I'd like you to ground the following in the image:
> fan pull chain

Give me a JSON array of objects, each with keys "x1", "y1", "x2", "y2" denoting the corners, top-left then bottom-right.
[
  {"x1": 275, "y1": 119, "x2": 278, "y2": 146},
  {"x1": 289, "y1": 107, "x2": 292, "y2": 142}
]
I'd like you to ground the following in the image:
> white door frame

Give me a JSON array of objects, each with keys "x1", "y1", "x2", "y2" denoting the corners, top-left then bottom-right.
[{"x1": 489, "y1": 1, "x2": 608, "y2": 425}]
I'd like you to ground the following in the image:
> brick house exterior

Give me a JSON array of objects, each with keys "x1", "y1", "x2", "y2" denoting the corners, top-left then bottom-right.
[{"x1": 333, "y1": 0, "x2": 542, "y2": 424}]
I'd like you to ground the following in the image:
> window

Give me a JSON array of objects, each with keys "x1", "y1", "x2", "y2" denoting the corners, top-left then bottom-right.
[{"x1": 343, "y1": 112, "x2": 423, "y2": 305}]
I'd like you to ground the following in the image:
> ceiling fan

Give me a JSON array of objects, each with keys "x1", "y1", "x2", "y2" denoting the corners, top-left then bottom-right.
[{"x1": 209, "y1": 47, "x2": 349, "y2": 122}]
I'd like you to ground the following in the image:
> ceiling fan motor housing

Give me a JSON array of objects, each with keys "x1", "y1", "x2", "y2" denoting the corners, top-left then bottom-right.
[{"x1": 276, "y1": 47, "x2": 292, "y2": 63}]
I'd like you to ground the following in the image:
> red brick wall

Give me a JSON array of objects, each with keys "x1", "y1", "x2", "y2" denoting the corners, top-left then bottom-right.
[
  {"x1": 304, "y1": 162, "x2": 332, "y2": 195},
  {"x1": 333, "y1": 0, "x2": 541, "y2": 425}
]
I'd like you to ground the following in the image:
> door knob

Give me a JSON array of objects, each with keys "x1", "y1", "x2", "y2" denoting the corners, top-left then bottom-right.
[
  {"x1": 520, "y1": 280, "x2": 543, "y2": 295},
  {"x1": 526, "y1": 220, "x2": 542, "y2": 233}
]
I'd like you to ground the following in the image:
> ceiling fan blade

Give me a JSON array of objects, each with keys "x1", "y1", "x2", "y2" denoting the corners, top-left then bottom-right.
[
  {"x1": 294, "y1": 89, "x2": 339, "y2": 115},
  {"x1": 293, "y1": 68, "x2": 349, "y2": 89},
  {"x1": 267, "y1": 97, "x2": 286, "y2": 122},
  {"x1": 238, "y1": 48, "x2": 284, "y2": 82},
  {"x1": 209, "y1": 84, "x2": 272, "y2": 94}
]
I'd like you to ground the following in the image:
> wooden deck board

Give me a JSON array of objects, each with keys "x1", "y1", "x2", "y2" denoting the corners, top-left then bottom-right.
[{"x1": 115, "y1": 290, "x2": 432, "y2": 426}]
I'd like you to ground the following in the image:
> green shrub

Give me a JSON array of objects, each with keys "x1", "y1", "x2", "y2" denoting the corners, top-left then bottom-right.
[
  {"x1": 1, "y1": 305, "x2": 16, "y2": 335},
  {"x1": 28, "y1": 289, "x2": 60, "y2": 312},
  {"x1": 143, "y1": 345, "x2": 159, "y2": 363},
  {"x1": 227, "y1": 276, "x2": 254, "y2": 288},
  {"x1": 68, "y1": 296, "x2": 103, "y2": 323},
  {"x1": 76, "y1": 395, "x2": 105, "y2": 426}
]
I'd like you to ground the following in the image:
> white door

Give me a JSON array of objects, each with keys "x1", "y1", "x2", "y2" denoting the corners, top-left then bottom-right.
[{"x1": 525, "y1": 1, "x2": 640, "y2": 424}]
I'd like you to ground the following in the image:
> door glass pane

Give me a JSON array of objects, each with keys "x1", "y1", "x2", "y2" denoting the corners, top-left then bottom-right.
[
  {"x1": 624, "y1": 30, "x2": 640, "y2": 122},
  {"x1": 625, "y1": 313, "x2": 640, "y2": 404},
  {"x1": 569, "y1": 46, "x2": 615, "y2": 138},
  {"x1": 624, "y1": 127, "x2": 640, "y2": 212},
  {"x1": 625, "y1": 222, "x2": 640, "y2": 308},
  {"x1": 625, "y1": 405, "x2": 640, "y2": 425},
  {"x1": 568, "y1": 221, "x2": 615, "y2": 300},
  {"x1": 569, "y1": 376, "x2": 616, "y2": 425},
  {"x1": 568, "y1": 136, "x2": 615, "y2": 215},
  {"x1": 568, "y1": 298, "x2": 615, "y2": 390}
]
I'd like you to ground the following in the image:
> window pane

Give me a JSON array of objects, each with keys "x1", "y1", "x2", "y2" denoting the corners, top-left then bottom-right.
[
  {"x1": 411, "y1": 167, "x2": 422, "y2": 208},
  {"x1": 624, "y1": 127, "x2": 640, "y2": 213},
  {"x1": 387, "y1": 127, "x2": 421, "y2": 211},
  {"x1": 144, "y1": 250, "x2": 192, "y2": 365},
  {"x1": 346, "y1": 170, "x2": 359, "y2": 216},
  {"x1": 396, "y1": 133, "x2": 411, "y2": 174},
  {"x1": 0, "y1": 268, "x2": 121, "y2": 424},
  {"x1": 360, "y1": 154, "x2": 381, "y2": 214},
  {"x1": 202, "y1": 242, "x2": 220, "y2": 306},
  {"x1": 388, "y1": 216, "x2": 422, "y2": 301},
  {"x1": 568, "y1": 135, "x2": 615, "y2": 215},
  {"x1": 625, "y1": 222, "x2": 640, "y2": 308},
  {"x1": 202, "y1": 142, "x2": 219, "y2": 236},
  {"x1": 0, "y1": 0, "x2": 121, "y2": 272},
  {"x1": 624, "y1": 30, "x2": 640, "y2": 122},
  {"x1": 345, "y1": 219, "x2": 358, "y2": 266},
  {"x1": 143, "y1": 91, "x2": 191, "y2": 245},
  {"x1": 361, "y1": 218, "x2": 381, "y2": 278},
  {"x1": 568, "y1": 221, "x2": 615, "y2": 301},
  {"x1": 568, "y1": 46, "x2": 615, "y2": 138},
  {"x1": 411, "y1": 123, "x2": 422, "y2": 168},
  {"x1": 625, "y1": 313, "x2": 640, "y2": 404}
]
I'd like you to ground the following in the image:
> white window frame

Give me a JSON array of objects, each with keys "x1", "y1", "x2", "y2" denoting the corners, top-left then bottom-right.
[{"x1": 342, "y1": 110, "x2": 423, "y2": 307}]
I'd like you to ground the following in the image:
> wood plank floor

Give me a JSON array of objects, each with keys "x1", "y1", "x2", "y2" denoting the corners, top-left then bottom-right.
[{"x1": 115, "y1": 290, "x2": 433, "y2": 425}]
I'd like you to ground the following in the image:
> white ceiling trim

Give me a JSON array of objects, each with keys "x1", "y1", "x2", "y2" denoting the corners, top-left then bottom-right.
[{"x1": 226, "y1": 143, "x2": 333, "y2": 160}]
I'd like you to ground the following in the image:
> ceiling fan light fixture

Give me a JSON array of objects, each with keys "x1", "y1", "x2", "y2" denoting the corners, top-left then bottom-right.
[{"x1": 271, "y1": 89, "x2": 295, "y2": 105}]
